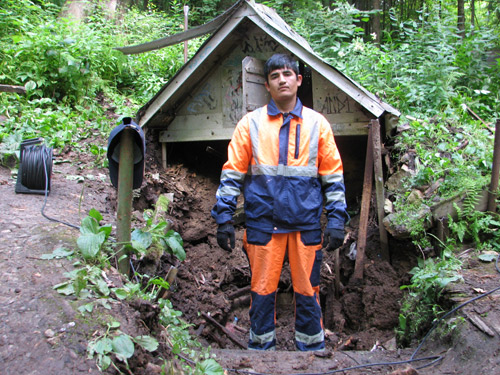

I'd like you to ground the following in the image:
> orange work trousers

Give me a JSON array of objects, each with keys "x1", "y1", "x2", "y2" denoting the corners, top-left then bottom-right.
[{"x1": 243, "y1": 229, "x2": 325, "y2": 351}]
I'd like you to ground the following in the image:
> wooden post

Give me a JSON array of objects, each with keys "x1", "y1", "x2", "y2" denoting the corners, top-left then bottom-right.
[
  {"x1": 161, "y1": 142, "x2": 167, "y2": 169},
  {"x1": 116, "y1": 128, "x2": 134, "y2": 276},
  {"x1": 353, "y1": 124, "x2": 373, "y2": 281},
  {"x1": 184, "y1": 6, "x2": 189, "y2": 63},
  {"x1": 371, "y1": 119, "x2": 390, "y2": 261},
  {"x1": 487, "y1": 119, "x2": 500, "y2": 212}
]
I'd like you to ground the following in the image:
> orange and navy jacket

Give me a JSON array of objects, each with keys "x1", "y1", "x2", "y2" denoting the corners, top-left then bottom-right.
[{"x1": 211, "y1": 99, "x2": 348, "y2": 233}]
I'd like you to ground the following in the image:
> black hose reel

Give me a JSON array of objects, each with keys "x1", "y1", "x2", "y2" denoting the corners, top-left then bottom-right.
[{"x1": 15, "y1": 138, "x2": 53, "y2": 195}]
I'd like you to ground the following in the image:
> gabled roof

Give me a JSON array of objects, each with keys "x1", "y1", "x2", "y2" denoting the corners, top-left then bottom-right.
[{"x1": 132, "y1": 0, "x2": 399, "y2": 130}]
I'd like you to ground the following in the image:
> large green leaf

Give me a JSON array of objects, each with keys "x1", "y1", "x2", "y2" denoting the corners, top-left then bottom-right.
[
  {"x1": 133, "y1": 336, "x2": 159, "y2": 352},
  {"x1": 164, "y1": 230, "x2": 185, "y2": 261},
  {"x1": 112, "y1": 335, "x2": 134, "y2": 361},
  {"x1": 94, "y1": 338, "x2": 112, "y2": 355},
  {"x1": 198, "y1": 358, "x2": 224, "y2": 375},
  {"x1": 131, "y1": 229, "x2": 152, "y2": 253},
  {"x1": 88, "y1": 208, "x2": 103, "y2": 223},
  {"x1": 80, "y1": 216, "x2": 100, "y2": 234},
  {"x1": 41, "y1": 247, "x2": 74, "y2": 259},
  {"x1": 77, "y1": 231, "x2": 106, "y2": 259}
]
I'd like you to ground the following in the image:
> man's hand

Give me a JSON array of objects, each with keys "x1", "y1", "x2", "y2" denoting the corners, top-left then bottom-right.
[
  {"x1": 217, "y1": 223, "x2": 235, "y2": 252},
  {"x1": 323, "y1": 228, "x2": 344, "y2": 251}
]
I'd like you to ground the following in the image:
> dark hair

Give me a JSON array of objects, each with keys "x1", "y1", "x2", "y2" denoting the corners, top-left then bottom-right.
[{"x1": 264, "y1": 54, "x2": 299, "y2": 82}]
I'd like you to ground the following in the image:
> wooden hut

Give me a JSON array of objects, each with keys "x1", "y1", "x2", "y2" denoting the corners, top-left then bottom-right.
[{"x1": 124, "y1": 0, "x2": 400, "y2": 203}]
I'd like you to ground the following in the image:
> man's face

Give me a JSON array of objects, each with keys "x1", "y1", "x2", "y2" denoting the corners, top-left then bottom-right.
[{"x1": 265, "y1": 67, "x2": 302, "y2": 103}]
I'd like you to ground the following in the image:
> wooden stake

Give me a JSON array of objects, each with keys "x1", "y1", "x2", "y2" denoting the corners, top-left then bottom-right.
[
  {"x1": 161, "y1": 142, "x2": 167, "y2": 169},
  {"x1": 353, "y1": 124, "x2": 373, "y2": 281},
  {"x1": 371, "y1": 119, "x2": 390, "y2": 261},
  {"x1": 487, "y1": 119, "x2": 500, "y2": 212}
]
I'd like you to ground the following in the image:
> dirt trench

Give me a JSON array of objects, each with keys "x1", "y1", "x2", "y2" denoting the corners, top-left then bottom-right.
[{"x1": 129, "y1": 134, "x2": 419, "y2": 353}]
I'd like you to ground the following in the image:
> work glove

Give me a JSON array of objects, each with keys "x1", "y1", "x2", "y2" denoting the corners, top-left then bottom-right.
[
  {"x1": 323, "y1": 228, "x2": 344, "y2": 251},
  {"x1": 217, "y1": 223, "x2": 235, "y2": 252}
]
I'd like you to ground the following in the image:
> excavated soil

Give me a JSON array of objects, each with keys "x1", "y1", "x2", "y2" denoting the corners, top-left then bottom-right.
[{"x1": 1, "y1": 128, "x2": 500, "y2": 375}]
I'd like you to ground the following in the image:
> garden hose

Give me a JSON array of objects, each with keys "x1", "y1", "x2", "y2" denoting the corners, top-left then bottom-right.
[
  {"x1": 20, "y1": 144, "x2": 53, "y2": 191},
  {"x1": 16, "y1": 140, "x2": 53, "y2": 194}
]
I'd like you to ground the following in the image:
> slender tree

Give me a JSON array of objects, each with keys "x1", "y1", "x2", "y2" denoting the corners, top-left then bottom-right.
[
  {"x1": 373, "y1": 0, "x2": 381, "y2": 44},
  {"x1": 457, "y1": 0, "x2": 465, "y2": 37}
]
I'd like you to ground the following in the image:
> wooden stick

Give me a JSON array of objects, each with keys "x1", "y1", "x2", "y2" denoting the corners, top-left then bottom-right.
[
  {"x1": 155, "y1": 266, "x2": 178, "y2": 301},
  {"x1": 371, "y1": 119, "x2": 390, "y2": 261},
  {"x1": 487, "y1": 119, "x2": 500, "y2": 212},
  {"x1": 227, "y1": 285, "x2": 251, "y2": 300},
  {"x1": 0, "y1": 84, "x2": 26, "y2": 94},
  {"x1": 353, "y1": 124, "x2": 373, "y2": 281},
  {"x1": 201, "y1": 312, "x2": 247, "y2": 349}
]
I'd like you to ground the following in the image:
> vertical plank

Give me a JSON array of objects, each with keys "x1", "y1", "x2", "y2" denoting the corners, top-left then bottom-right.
[
  {"x1": 353, "y1": 124, "x2": 373, "y2": 281},
  {"x1": 162, "y1": 142, "x2": 167, "y2": 169},
  {"x1": 371, "y1": 119, "x2": 390, "y2": 261},
  {"x1": 487, "y1": 119, "x2": 500, "y2": 212}
]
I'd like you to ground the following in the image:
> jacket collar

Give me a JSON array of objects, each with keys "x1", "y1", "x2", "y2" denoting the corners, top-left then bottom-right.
[{"x1": 267, "y1": 98, "x2": 303, "y2": 119}]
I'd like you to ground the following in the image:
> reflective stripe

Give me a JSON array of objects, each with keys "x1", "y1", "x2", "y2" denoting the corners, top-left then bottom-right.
[
  {"x1": 305, "y1": 110, "x2": 320, "y2": 167},
  {"x1": 215, "y1": 169, "x2": 246, "y2": 198},
  {"x1": 249, "y1": 164, "x2": 318, "y2": 177},
  {"x1": 249, "y1": 107, "x2": 264, "y2": 165},
  {"x1": 216, "y1": 185, "x2": 241, "y2": 198},
  {"x1": 221, "y1": 169, "x2": 246, "y2": 183},
  {"x1": 249, "y1": 329, "x2": 276, "y2": 346},
  {"x1": 295, "y1": 329, "x2": 324, "y2": 346},
  {"x1": 325, "y1": 190, "x2": 346, "y2": 204},
  {"x1": 248, "y1": 345, "x2": 276, "y2": 351},
  {"x1": 320, "y1": 173, "x2": 344, "y2": 186}
]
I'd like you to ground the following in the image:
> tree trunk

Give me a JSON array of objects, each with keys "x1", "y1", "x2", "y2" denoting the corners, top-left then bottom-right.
[
  {"x1": 471, "y1": 0, "x2": 476, "y2": 28},
  {"x1": 60, "y1": 0, "x2": 121, "y2": 21},
  {"x1": 457, "y1": 0, "x2": 465, "y2": 38},
  {"x1": 372, "y1": 0, "x2": 381, "y2": 45},
  {"x1": 60, "y1": 0, "x2": 90, "y2": 21}
]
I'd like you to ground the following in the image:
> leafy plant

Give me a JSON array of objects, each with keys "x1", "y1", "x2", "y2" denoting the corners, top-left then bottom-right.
[
  {"x1": 87, "y1": 320, "x2": 158, "y2": 372},
  {"x1": 77, "y1": 209, "x2": 112, "y2": 260},
  {"x1": 131, "y1": 194, "x2": 186, "y2": 261},
  {"x1": 397, "y1": 249, "x2": 463, "y2": 346}
]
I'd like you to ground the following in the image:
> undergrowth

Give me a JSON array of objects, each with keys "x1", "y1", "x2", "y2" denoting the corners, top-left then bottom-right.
[{"x1": 49, "y1": 205, "x2": 223, "y2": 374}]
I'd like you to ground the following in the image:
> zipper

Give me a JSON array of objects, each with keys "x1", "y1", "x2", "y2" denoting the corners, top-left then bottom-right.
[{"x1": 295, "y1": 123, "x2": 301, "y2": 159}]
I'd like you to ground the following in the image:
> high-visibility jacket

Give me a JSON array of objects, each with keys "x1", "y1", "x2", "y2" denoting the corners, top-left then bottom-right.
[{"x1": 211, "y1": 98, "x2": 348, "y2": 232}]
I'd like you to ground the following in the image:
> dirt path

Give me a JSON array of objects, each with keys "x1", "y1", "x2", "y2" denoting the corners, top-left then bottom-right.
[
  {"x1": 1, "y1": 141, "x2": 500, "y2": 375},
  {"x1": 0, "y1": 162, "x2": 107, "y2": 374}
]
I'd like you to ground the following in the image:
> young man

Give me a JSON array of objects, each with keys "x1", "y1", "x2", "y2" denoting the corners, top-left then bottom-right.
[{"x1": 211, "y1": 54, "x2": 348, "y2": 351}]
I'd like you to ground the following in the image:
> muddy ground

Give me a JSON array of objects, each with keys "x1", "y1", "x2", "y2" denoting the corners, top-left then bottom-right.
[{"x1": 1, "y1": 128, "x2": 500, "y2": 375}]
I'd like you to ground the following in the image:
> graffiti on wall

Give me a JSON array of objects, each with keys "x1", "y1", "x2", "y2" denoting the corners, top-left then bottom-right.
[
  {"x1": 242, "y1": 34, "x2": 280, "y2": 54},
  {"x1": 318, "y1": 93, "x2": 354, "y2": 114},
  {"x1": 187, "y1": 83, "x2": 217, "y2": 114},
  {"x1": 223, "y1": 69, "x2": 243, "y2": 123}
]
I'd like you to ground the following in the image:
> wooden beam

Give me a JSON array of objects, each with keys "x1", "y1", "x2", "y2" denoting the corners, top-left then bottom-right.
[
  {"x1": 115, "y1": 1, "x2": 242, "y2": 55},
  {"x1": 353, "y1": 124, "x2": 373, "y2": 281},
  {"x1": 0, "y1": 84, "x2": 26, "y2": 94},
  {"x1": 371, "y1": 119, "x2": 390, "y2": 261}
]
